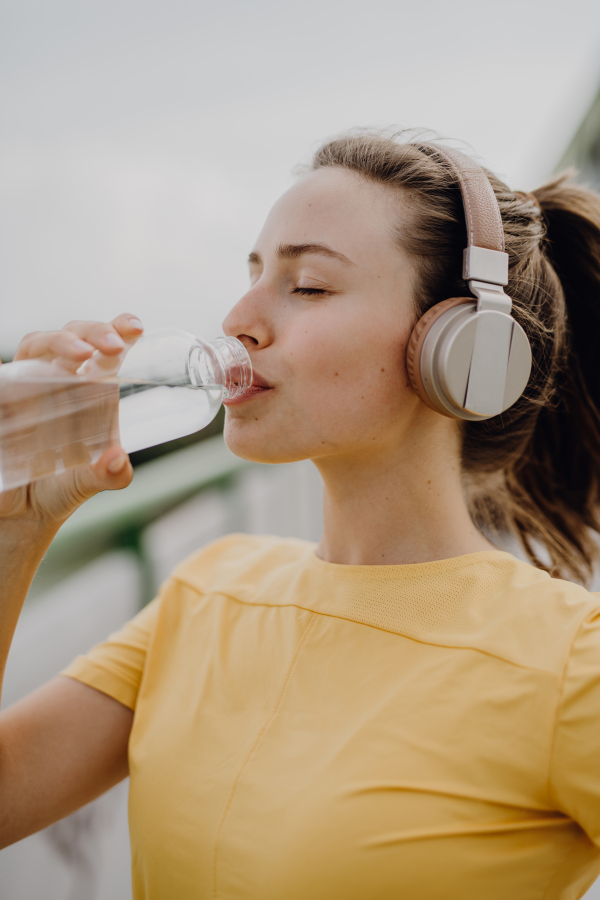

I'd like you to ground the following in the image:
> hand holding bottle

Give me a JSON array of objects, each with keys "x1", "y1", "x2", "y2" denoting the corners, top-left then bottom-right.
[
  {"x1": 0, "y1": 314, "x2": 142, "y2": 525},
  {"x1": 0, "y1": 314, "x2": 252, "y2": 522}
]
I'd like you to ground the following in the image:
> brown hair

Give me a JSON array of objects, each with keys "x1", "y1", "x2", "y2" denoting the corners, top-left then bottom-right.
[{"x1": 312, "y1": 131, "x2": 600, "y2": 584}]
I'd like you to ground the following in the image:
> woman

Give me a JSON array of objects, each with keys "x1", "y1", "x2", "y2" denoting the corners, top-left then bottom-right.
[{"x1": 2, "y1": 133, "x2": 600, "y2": 899}]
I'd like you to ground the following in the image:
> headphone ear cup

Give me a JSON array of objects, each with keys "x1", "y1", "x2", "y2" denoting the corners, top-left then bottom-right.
[{"x1": 406, "y1": 298, "x2": 473, "y2": 416}]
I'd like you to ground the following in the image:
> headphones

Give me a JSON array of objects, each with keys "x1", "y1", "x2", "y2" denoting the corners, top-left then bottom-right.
[{"x1": 406, "y1": 144, "x2": 532, "y2": 421}]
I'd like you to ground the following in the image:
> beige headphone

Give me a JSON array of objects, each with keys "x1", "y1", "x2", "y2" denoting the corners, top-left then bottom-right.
[{"x1": 406, "y1": 145, "x2": 532, "y2": 421}]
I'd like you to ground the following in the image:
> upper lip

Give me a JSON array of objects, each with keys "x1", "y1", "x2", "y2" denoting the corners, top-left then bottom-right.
[{"x1": 250, "y1": 371, "x2": 273, "y2": 389}]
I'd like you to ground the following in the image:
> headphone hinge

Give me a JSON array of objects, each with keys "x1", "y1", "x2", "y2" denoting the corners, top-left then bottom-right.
[
  {"x1": 468, "y1": 280, "x2": 512, "y2": 314},
  {"x1": 463, "y1": 246, "x2": 509, "y2": 285}
]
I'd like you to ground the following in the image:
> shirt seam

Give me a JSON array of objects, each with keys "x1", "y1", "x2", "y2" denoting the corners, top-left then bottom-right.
[
  {"x1": 174, "y1": 545, "x2": 528, "y2": 582},
  {"x1": 307, "y1": 550, "x2": 530, "y2": 577},
  {"x1": 545, "y1": 608, "x2": 600, "y2": 810},
  {"x1": 211, "y1": 612, "x2": 318, "y2": 900},
  {"x1": 172, "y1": 575, "x2": 563, "y2": 677}
]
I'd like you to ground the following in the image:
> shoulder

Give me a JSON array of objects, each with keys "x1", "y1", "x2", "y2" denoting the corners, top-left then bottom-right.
[
  {"x1": 475, "y1": 553, "x2": 600, "y2": 674},
  {"x1": 169, "y1": 533, "x2": 316, "y2": 601}
]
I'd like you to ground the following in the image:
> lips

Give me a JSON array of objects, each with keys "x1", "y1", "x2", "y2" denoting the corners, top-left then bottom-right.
[
  {"x1": 250, "y1": 372, "x2": 273, "y2": 390},
  {"x1": 223, "y1": 372, "x2": 273, "y2": 406}
]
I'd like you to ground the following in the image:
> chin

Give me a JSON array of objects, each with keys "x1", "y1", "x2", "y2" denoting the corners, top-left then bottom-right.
[{"x1": 223, "y1": 418, "x2": 313, "y2": 465}]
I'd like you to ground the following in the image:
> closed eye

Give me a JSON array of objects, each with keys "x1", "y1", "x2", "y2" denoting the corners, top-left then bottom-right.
[{"x1": 291, "y1": 286, "x2": 330, "y2": 297}]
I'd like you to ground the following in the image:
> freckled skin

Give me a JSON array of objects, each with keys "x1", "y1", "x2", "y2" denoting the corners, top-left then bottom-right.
[
  {"x1": 222, "y1": 168, "x2": 421, "y2": 465},
  {"x1": 221, "y1": 166, "x2": 496, "y2": 565}
]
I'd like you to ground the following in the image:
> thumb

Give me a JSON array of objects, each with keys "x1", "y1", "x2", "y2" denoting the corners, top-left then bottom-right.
[{"x1": 72, "y1": 446, "x2": 133, "y2": 502}]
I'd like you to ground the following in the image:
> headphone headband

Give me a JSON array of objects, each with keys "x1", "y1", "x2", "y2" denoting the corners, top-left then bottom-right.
[
  {"x1": 418, "y1": 144, "x2": 510, "y2": 301},
  {"x1": 405, "y1": 144, "x2": 532, "y2": 420}
]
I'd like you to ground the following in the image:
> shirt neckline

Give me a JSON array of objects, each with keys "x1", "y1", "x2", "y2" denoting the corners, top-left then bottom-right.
[{"x1": 307, "y1": 548, "x2": 522, "y2": 579}]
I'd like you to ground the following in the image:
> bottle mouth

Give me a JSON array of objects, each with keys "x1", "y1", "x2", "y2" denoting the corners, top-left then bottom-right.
[{"x1": 209, "y1": 336, "x2": 253, "y2": 399}]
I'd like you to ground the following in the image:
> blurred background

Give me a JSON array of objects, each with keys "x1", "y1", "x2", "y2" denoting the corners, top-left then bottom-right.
[{"x1": 1, "y1": 0, "x2": 600, "y2": 897}]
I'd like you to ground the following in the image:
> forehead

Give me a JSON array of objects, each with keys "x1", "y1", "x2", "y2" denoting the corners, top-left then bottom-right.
[{"x1": 256, "y1": 167, "x2": 405, "y2": 259}]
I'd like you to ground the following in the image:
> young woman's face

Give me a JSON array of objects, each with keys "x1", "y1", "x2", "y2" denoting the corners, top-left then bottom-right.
[{"x1": 222, "y1": 166, "x2": 436, "y2": 465}]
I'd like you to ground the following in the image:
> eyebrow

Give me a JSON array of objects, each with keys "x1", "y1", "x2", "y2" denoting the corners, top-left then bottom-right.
[{"x1": 248, "y1": 243, "x2": 355, "y2": 267}]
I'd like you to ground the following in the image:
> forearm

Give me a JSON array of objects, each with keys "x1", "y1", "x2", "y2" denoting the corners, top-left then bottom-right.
[{"x1": 0, "y1": 518, "x2": 61, "y2": 700}]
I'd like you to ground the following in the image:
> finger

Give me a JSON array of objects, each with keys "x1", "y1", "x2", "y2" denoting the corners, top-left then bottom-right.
[
  {"x1": 68, "y1": 315, "x2": 145, "y2": 377},
  {"x1": 96, "y1": 447, "x2": 134, "y2": 491},
  {"x1": 63, "y1": 321, "x2": 128, "y2": 356},
  {"x1": 71, "y1": 446, "x2": 133, "y2": 502},
  {"x1": 14, "y1": 330, "x2": 95, "y2": 364},
  {"x1": 111, "y1": 313, "x2": 144, "y2": 339},
  {"x1": 64, "y1": 314, "x2": 144, "y2": 353}
]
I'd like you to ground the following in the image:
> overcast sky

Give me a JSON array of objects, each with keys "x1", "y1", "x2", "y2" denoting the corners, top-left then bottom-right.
[{"x1": 1, "y1": 0, "x2": 600, "y2": 358}]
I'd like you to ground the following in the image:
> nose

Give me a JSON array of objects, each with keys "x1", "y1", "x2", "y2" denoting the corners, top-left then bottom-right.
[{"x1": 222, "y1": 287, "x2": 273, "y2": 351}]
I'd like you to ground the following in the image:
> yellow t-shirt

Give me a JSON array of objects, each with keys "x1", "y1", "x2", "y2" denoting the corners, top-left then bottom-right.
[{"x1": 63, "y1": 534, "x2": 600, "y2": 900}]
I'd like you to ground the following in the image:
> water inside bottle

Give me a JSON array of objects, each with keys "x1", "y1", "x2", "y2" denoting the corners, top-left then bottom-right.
[
  {"x1": 117, "y1": 381, "x2": 223, "y2": 453},
  {"x1": 0, "y1": 377, "x2": 223, "y2": 492}
]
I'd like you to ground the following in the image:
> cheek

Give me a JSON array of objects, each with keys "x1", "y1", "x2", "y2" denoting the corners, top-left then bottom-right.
[
  {"x1": 222, "y1": 322, "x2": 417, "y2": 464},
  {"x1": 289, "y1": 324, "x2": 414, "y2": 431}
]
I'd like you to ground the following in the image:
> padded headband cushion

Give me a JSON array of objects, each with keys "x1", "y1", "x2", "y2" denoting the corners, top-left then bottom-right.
[{"x1": 418, "y1": 144, "x2": 505, "y2": 253}]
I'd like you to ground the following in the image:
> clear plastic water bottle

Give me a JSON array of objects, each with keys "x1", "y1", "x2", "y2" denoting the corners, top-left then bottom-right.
[{"x1": 0, "y1": 328, "x2": 252, "y2": 492}]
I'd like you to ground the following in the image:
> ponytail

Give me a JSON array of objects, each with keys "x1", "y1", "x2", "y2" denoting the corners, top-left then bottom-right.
[{"x1": 494, "y1": 173, "x2": 600, "y2": 583}]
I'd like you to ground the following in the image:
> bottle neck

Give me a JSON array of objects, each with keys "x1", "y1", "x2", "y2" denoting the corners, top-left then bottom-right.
[{"x1": 190, "y1": 336, "x2": 252, "y2": 399}]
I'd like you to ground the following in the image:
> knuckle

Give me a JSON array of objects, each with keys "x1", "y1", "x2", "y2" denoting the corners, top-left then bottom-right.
[
  {"x1": 65, "y1": 320, "x2": 113, "y2": 340},
  {"x1": 63, "y1": 320, "x2": 87, "y2": 332},
  {"x1": 15, "y1": 331, "x2": 56, "y2": 359},
  {"x1": 21, "y1": 331, "x2": 42, "y2": 344}
]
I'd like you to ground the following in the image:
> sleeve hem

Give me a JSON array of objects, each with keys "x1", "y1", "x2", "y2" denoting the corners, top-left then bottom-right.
[{"x1": 61, "y1": 656, "x2": 139, "y2": 711}]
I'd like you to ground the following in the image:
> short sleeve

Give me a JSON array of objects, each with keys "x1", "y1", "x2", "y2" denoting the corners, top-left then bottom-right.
[
  {"x1": 61, "y1": 597, "x2": 160, "y2": 710},
  {"x1": 549, "y1": 607, "x2": 600, "y2": 845}
]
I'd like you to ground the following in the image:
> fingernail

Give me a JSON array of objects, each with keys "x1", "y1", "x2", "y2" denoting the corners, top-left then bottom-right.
[
  {"x1": 74, "y1": 340, "x2": 94, "y2": 353},
  {"x1": 107, "y1": 452, "x2": 127, "y2": 474},
  {"x1": 128, "y1": 317, "x2": 143, "y2": 331},
  {"x1": 104, "y1": 333, "x2": 125, "y2": 349}
]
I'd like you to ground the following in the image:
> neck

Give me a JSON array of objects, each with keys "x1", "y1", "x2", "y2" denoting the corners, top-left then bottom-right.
[{"x1": 314, "y1": 423, "x2": 497, "y2": 567}]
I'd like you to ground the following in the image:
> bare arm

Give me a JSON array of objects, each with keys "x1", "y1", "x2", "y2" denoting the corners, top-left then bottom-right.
[
  {"x1": 0, "y1": 460, "x2": 131, "y2": 700},
  {"x1": 0, "y1": 510, "x2": 133, "y2": 848},
  {"x1": 0, "y1": 517, "x2": 61, "y2": 696},
  {"x1": 0, "y1": 676, "x2": 133, "y2": 848},
  {"x1": 0, "y1": 313, "x2": 142, "y2": 846}
]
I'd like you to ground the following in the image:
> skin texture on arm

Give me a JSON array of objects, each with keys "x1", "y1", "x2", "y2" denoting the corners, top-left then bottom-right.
[
  {"x1": 0, "y1": 314, "x2": 140, "y2": 844},
  {"x1": 0, "y1": 444, "x2": 132, "y2": 700},
  {"x1": 0, "y1": 517, "x2": 61, "y2": 697},
  {"x1": 0, "y1": 676, "x2": 132, "y2": 849},
  {"x1": 0, "y1": 485, "x2": 133, "y2": 848}
]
